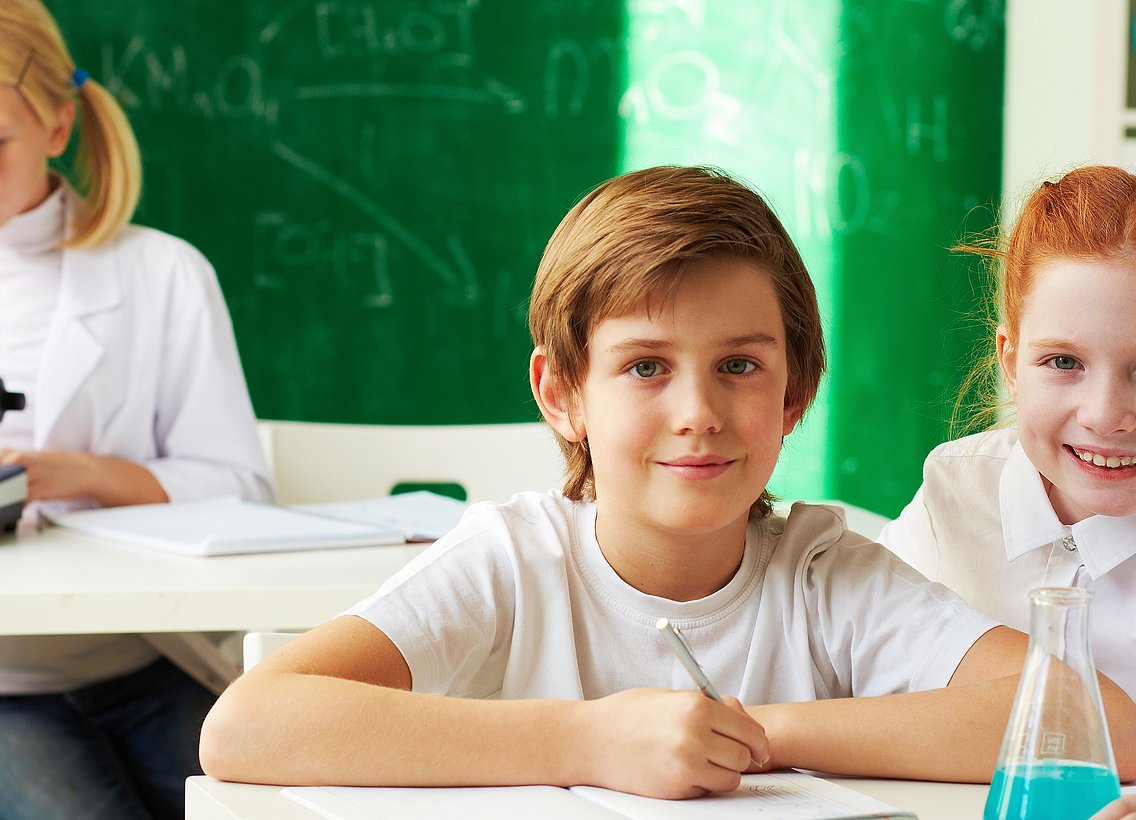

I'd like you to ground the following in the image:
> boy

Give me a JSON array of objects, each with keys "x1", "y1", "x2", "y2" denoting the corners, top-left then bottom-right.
[{"x1": 200, "y1": 166, "x2": 1135, "y2": 797}]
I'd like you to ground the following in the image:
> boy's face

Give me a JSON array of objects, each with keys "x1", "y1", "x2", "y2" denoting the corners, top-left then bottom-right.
[
  {"x1": 573, "y1": 257, "x2": 800, "y2": 543},
  {"x1": 1000, "y1": 257, "x2": 1136, "y2": 524}
]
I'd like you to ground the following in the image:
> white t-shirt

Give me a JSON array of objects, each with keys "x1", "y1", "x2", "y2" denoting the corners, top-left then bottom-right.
[
  {"x1": 880, "y1": 428, "x2": 1136, "y2": 698},
  {"x1": 349, "y1": 492, "x2": 996, "y2": 703}
]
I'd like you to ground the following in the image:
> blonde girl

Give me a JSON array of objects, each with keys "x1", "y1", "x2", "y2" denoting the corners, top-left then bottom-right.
[{"x1": 0, "y1": 2, "x2": 271, "y2": 818}]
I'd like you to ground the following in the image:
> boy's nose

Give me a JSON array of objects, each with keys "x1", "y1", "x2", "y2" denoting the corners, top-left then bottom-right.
[{"x1": 672, "y1": 375, "x2": 723, "y2": 434}]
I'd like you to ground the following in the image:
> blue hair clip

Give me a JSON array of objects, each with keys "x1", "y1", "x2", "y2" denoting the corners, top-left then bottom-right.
[{"x1": 71, "y1": 67, "x2": 89, "y2": 89}]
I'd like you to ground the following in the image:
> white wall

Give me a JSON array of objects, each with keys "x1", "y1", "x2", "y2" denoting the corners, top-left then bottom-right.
[{"x1": 1002, "y1": 0, "x2": 1127, "y2": 219}]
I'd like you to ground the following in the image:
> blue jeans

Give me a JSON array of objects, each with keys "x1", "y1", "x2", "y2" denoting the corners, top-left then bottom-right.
[{"x1": 0, "y1": 657, "x2": 215, "y2": 820}]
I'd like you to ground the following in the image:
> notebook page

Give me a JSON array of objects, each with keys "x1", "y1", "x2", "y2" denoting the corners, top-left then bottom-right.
[
  {"x1": 293, "y1": 491, "x2": 468, "y2": 541},
  {"x1": 47, "y1": 498, "x2": 405, "y2": 556},
  {"x1": 281, "y1": 784, "x2": 627, "y2": 819},
  {"x1": 571, "y1": 772, "x2": 916, "y2": 819}
]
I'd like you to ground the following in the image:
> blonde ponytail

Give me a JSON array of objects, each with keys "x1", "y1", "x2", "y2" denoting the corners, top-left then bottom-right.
[
  {"x1": 1, "y1": 0, "x2": 141, "y2": 248},
  {"x1": 68, "y1": 78, "x2": 142, "y2": 247}
]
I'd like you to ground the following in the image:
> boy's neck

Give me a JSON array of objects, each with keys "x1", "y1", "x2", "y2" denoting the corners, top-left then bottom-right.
[{"x1": 594, "y1": 511, "x2": 749, "y2": 602}]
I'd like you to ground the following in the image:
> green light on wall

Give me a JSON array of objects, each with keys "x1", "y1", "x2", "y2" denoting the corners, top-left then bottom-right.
[{"x1": 618, "y1": 2, "x2": 842, "y2": 504}]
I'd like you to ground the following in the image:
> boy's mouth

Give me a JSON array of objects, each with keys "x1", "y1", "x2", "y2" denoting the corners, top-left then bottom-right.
[
  {"x1": 658, "y1": 455, "x2": 734, "y2": 480},
  {"x1": 1070, "y1": 447, "x2": 1136, "y2": 469},
  {"x1": 662, "y1": 455, "x2": 732, "y2": 467}
]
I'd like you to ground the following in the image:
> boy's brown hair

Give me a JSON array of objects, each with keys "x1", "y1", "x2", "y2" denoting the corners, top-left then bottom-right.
[{"x1": 528, "y1": 165, "x2": 826, "y2": 517}]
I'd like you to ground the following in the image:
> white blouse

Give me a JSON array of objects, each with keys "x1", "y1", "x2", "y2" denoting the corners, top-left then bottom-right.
[{"x1": 881, "y1": 428, "x2": 1136, "y2": 698}]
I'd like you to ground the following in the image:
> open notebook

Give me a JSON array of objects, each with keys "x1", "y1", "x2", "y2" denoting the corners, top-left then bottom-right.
[
  {"x1": 46, "y1": 491, "x2": 468, "y2": 557},
  {"x1": 281, "y1": 772, "x2": 916, "y2": 819}
]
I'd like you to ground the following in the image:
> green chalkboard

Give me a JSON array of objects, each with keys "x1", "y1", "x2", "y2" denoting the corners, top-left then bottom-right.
[
  {"x1": 827, "y1": 2, "x2": 1005, "y2": 515},
  {"x1": 50, "y1": 0, "x2": 627, "y2": 424},
  {"x1": 49, "y1": 1, "x2": 1005, "y2": 516}
]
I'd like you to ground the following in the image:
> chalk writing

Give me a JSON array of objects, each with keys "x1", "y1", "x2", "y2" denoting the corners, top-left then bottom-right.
[
  {"x1": 545, "y1": 38, "x2": 618, "y2": 118},
  {"x1": 98, "y1": 37, "x2": 268, "y2": 122},
  {"x1": 252, "y1": 213, "x2": 393, "y2": 309},
  {"x1": 945, "y1": 0, "x2": 1004, "y2": 50},
  {"x1": 269, "y1": 141, "x2": 480, "y2": 308}
]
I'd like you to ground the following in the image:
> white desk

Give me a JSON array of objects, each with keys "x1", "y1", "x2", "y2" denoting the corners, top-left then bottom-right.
[
  {"x1": 0, "y1": 525, "x2": 426, "y2": 636},
  {"x1": 185, "y1": 775, "x2": 989, "y2": 819}
]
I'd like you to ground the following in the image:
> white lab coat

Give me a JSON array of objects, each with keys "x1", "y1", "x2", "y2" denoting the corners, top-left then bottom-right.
[
  {"x1": 35, "y1": 222, "x2": 272, "y2": 506},
  {"x1": 1, "y1": 192, "x2": 273, "y2": 695}
]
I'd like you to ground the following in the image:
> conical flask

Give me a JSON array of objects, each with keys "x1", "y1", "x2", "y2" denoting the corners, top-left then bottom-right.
[{"x1": 984, "y1": 587, "x2": 1120, "y2": 820}]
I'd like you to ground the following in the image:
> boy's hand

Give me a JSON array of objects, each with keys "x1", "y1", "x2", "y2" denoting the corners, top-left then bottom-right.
[{"x1": 579, "y1": 688, "x2": 769, "y2": 799}]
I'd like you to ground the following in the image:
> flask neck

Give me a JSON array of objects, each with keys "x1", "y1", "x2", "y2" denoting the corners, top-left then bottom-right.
[
  {"x1": 1024, "y1": 588, "x2": 1100, "y2": 697},
  {"x1": 1027, "y1": 595, "x2": 1091, "y2": 660}
]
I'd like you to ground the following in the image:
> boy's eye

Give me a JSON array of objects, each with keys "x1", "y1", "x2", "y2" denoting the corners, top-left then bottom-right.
[
  {"x1": 721, "y1": 358, "x2": 756, "y2": 375},
  {"x1": 1050, "y1": 356, "x2": 1079, "y2": 370},
  {"x1": 630, "y1": 361, "x2": 659, "y2": 378}
]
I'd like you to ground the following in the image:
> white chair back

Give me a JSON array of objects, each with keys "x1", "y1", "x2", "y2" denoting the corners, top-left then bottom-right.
[{"x1": 257, "y1": 421, "x2": 565, "y2": 505}]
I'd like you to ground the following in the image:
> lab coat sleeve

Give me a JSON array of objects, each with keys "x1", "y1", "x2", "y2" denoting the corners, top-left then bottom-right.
[{"x1": 141, "y1": 241, "x2": 274, "y2": 503}]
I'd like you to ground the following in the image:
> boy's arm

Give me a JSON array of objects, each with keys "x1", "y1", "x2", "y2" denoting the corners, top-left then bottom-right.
[
  {"x1": 749, "y1": 626, "x2": 1136, "y2": 783},
  {"x1": 199, "y1": 614, "x2": 768, "y2": 798}
]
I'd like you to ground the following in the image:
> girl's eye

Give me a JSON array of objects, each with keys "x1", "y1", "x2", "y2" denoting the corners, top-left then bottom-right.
[
  {"x1": 721, "y1": 358, "x2": 756, "y2": 375},
  {"x1": 1050, "y1": 356, "x2": 1079, "y2": 371},
  {"x1": 630, "y1": 361, "x2": 659, "y2": 378}
]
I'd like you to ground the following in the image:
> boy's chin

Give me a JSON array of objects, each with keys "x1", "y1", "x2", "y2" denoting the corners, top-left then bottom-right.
[{"x1": 651, "y1": 502, "x2": 755, "y2": 535}]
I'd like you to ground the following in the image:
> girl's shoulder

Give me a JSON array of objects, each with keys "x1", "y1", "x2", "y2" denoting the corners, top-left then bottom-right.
[
  {"x1": 930, "y1": 426, "x2": 1018, "y2": 462},
  {"x1": 61, "y1": 185, "x2": 208, "y2": 272},
  {"x1": 66, "y1": 222, "x2": 219, "y2": 303},
  {"x1": 100, "y1": 223, "x2": 211, "y2": 271},
  {"x1": 919, "y1": 428, "x2": 1018, "y2": 496}
]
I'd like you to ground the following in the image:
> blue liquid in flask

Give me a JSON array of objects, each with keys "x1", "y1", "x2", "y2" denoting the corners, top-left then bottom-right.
[{"x1": 984, "y1": 760, "x2": 1120, "y2": 820}]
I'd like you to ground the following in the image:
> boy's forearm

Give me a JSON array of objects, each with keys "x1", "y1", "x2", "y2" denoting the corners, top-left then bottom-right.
[
  {"x1": 745, "y1": 670, "x2": 1136, "y2": 784},
  {"x1": 747, "y1": 676, "x2": 1022, "y2": 783},
  {"x1": 201, "y1": 672, "x2": 590, "y2": 787},
  {"x1": 1099, "y1": 675, "x2": 1136, "y2": 781}
]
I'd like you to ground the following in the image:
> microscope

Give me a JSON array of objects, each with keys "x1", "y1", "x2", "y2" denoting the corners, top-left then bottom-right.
[{"x1": 0, "y1": 378, "x2": 27, "y2": 533}]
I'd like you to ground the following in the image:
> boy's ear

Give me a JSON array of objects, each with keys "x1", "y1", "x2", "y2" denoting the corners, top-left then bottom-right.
[
  {"x1": 782, "y1": 399, "x2": 803, "y2": 437},
  {"x1": 530, "y1": 348, "x2": 585, "y2": 442},
  {"x1": 996, "y1": 324, "x2": 1018, "y2": 401}
]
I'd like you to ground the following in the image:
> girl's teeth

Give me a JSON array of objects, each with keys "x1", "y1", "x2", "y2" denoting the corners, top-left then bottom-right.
[{"x1": 1077, "y1": 449, "x2": 1136, "y2": 468}]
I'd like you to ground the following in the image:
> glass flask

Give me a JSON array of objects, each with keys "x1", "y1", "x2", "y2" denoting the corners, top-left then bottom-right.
[{"x1": 984, "y1": 587, "x2": 1120, "y2": 820}]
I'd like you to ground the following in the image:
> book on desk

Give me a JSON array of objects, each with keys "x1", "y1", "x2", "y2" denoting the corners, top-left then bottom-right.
[
  {"x1": 280, "y1": 771, "x2": 916, "y2": 819},
  {"x1": 44, "y1": 491, "x2": 468, "y2": 557}
]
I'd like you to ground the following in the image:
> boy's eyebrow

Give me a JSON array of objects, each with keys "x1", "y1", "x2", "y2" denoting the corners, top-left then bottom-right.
[
  {"x1": 605, "y1": 333, "x2": 780, "y2": 355},
  {"x1": 724, "y1": 333, "x2": 781, "y2": 348}
]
